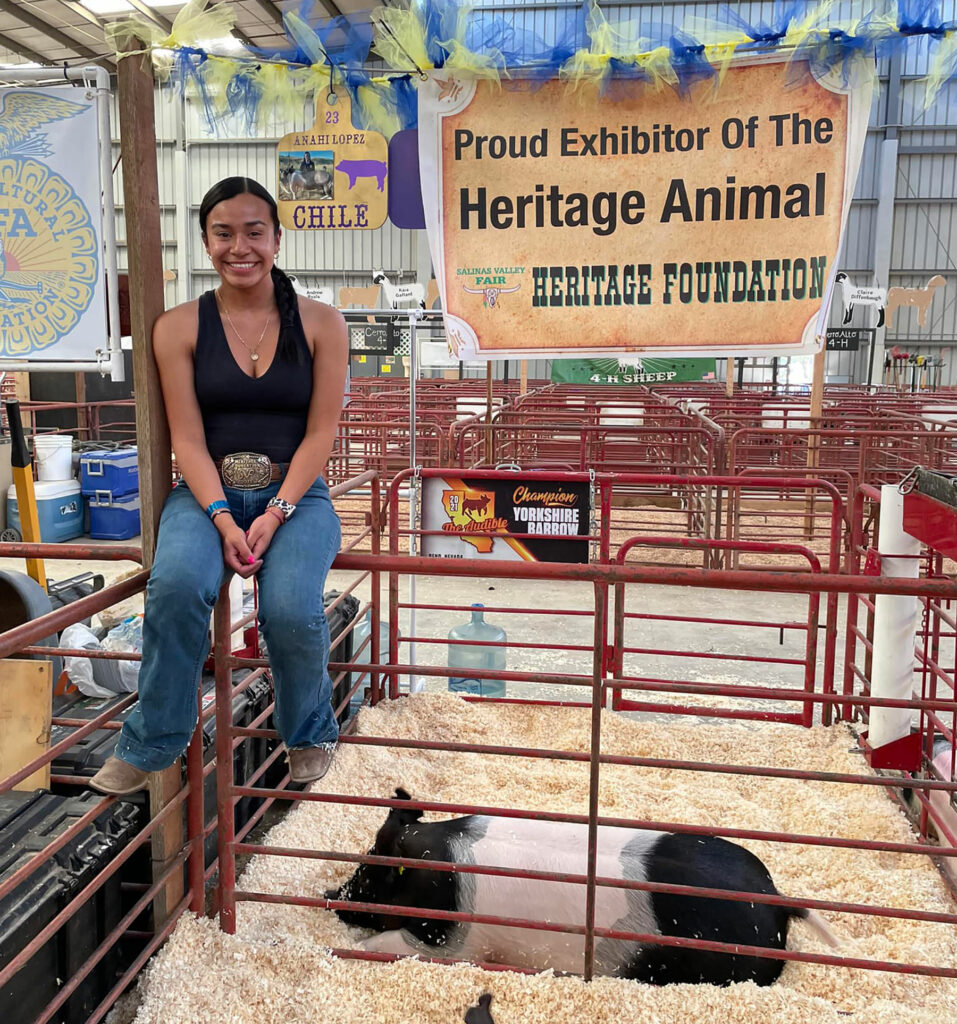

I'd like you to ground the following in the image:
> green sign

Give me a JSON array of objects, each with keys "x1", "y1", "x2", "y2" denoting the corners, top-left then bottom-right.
[{"x1": 551, "y1": 357, "x2": 718, "y2": 385}]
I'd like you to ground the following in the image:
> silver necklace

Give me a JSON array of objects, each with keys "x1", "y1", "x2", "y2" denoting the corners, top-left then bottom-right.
[{"x1": 217, "y1": 290, "x2": 272, "y2": 362}]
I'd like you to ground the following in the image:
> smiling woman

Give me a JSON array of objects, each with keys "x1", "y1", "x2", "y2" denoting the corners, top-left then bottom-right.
[{"x1": 88, "y1": 175, "x2": 349, "y2": 797}]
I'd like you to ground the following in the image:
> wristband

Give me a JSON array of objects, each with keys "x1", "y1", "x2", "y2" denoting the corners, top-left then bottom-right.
[
  {"x1": 206, "y1": 499, "x2": 229, "y2": 519},
  {"x1": 210, "y1": 507, "x2": 231, "y2": 522}
]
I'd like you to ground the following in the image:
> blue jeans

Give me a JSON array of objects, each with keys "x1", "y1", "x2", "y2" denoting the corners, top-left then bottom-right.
[{"x1": 115, "y1": 476, "x2": 342, "y2": 771}]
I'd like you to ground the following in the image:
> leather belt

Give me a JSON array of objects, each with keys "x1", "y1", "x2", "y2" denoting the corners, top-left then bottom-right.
[{"x1": 215, "y1": 452, "x2": 288, "y2": 490}]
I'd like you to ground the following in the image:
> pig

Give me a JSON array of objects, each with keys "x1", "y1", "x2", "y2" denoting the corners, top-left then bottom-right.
[
  {"x1": 905, "y1": 735, "x2": 957, "y2": 886},
  {"x1": 327, "y1": 789, "x2": 838, "y2": 986},
  {"x1": 335, "y1": 158, "x2": 388, "y2": 191}
]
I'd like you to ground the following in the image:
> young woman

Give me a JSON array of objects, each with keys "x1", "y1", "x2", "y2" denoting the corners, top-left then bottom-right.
[{"x1": 91, "y1": 176, "x2": 348, "y2": 794}]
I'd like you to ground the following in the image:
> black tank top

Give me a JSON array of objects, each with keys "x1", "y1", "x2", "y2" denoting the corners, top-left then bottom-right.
[{"x1": 194, "y1": 290, "x2": 313, "y2": 462}]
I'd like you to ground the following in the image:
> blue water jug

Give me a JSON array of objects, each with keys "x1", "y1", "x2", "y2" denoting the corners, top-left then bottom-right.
[
  {"x1": 351, "y1": 608, "x2": 391, "y2": 714},
  {"x1": 448, "y1": 603, "x2": 506, "y2": 697}
]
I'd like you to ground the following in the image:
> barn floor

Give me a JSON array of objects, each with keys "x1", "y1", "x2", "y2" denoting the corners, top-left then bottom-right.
[{"x1": 121, "y1": 693, "x2": 957, "y2": 1024}]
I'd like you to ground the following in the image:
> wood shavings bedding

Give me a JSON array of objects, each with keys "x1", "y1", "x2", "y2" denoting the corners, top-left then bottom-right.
[{"x1": 127, "y1": 694, "x2": 957, "y2": 1024}]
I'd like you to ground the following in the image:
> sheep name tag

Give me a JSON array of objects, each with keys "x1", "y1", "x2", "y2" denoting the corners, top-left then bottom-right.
[{"x1": 277, "y1": 91, "x2": 388, "y2": 231}]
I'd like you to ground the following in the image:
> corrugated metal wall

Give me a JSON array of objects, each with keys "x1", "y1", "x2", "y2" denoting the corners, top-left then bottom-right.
[{"x1": 108, "y1": 0, "x2": 957, "y2": 387}]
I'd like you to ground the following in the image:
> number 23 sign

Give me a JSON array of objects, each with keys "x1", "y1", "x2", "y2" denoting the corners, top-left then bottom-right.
[{"x1": 277, "y1": 91, "x2": 389, "y2": 231}]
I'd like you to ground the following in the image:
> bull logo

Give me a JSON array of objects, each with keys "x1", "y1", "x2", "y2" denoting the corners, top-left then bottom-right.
[{"x1": 461, "y1": 283, "x2": 521, "y2": 309}]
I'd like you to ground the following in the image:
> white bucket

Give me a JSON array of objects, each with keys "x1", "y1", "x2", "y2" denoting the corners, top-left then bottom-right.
[{"x1": 33, "y1": 434, "x2": 74, "y2": 481}]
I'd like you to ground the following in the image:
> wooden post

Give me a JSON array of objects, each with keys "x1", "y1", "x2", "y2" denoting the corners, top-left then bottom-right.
[
  {"x1": 485, "y1": 362, "x2": 494, "y2": 464},
  {"x1": 117, "y1": 42, "x2": 170, "y2": 569},
  {"x1": 520, "y1": 360, "x2": 528, "y2": 396},
  {"x1": 117, "y1": 41, "x2": 178, "y2": 926},
  {"x1": 74, "y1": 371, "x2": 89, "y2": 442},
  {"x1": 147, "y1": 764, "x2": 185, "y2": 923},
  {"x1": 804, "y1": 346, "x2": 827, "y2": 538},
  {"x1": 725, "y1": 358, "x2": 734, "y2": 397},
  {"x1": 12, "y1": 373, "x2": 30, "y2": 429}
]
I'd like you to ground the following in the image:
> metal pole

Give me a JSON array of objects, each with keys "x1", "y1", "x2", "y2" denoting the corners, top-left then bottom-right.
[
  {"x1": 408, "y1": 309, "x2": 420, "y2": 693},
  {"x1": 93, "y1": 65, "x2": 124, "y2": 382}
]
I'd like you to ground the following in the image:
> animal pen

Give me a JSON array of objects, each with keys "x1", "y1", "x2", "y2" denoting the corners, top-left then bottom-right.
[{"x1": 1, "y1": 456, "x2": 956, "y2": 1022}]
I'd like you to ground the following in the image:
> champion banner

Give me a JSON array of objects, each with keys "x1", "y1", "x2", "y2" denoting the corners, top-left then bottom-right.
[
  {"x1": 421, "y1": 475, "x2": 590, "y2": 563},
  {"x1": 0, "y1": 87, "x2": 107, "y2": 362},
  {"x1": 418, "y1": 57, "x2": 871, "y2": 361}
]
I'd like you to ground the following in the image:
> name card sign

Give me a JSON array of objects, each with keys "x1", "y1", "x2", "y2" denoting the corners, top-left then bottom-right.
[
  {"x1": 278, "y1": 91, "x2": 388, "y2": 231},
  {"x1": 826, "y1": 327, "x2": 873, "y2": 351},
  {"x1": 347, "y1": 321, "x2": 395, "y2": 355}
]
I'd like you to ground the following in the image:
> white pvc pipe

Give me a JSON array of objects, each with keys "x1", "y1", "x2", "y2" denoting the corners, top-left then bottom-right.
[
  {"x1": 94, "y1": 65, "x2": 124, "y2": 382},
  {"x1": 868, "y1": 484, "x2": 921, "y2": 749}
]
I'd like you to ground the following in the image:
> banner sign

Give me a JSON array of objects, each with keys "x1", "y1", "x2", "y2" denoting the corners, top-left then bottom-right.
[
  {"x1": 0, "y1": 87, "x2": 106, "y2": 362},
  {"x1": 551, "y1": 356, "x2": 717, "y2": 385},
  {"x1": 421, "y1": 474, "x2": 590, "y2": 563},
  {"x1": 278, "y1": 91, "x2": 388, "y2": 231},
  {"x1": 825, "y1": 327, "x2": 872, "y2": 351},
  {"x1": 418, "y1": 58, "x2": 871, "y2": 361}
]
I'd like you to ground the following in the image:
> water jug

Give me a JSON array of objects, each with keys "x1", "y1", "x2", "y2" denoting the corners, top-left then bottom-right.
[
  {"x1": 448, "y1": 603, "x2": 506, "y2": 697},
  {"x1": 351, "y1": 608, "x2": 391, "y2": 714}
]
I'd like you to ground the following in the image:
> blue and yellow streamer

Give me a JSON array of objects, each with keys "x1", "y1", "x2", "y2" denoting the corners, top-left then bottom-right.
[{"x1": 108, "y1": 0, "x2": 957, "y2": 135}]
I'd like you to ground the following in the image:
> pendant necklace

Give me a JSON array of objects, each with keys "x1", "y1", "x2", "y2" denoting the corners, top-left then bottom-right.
[{"x1": 217, "y1": 289, "x2": 272, "y2": 362}]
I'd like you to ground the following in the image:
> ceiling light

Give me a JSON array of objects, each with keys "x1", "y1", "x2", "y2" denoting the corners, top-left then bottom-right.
[{"x1": 79, "y1": 0, "x2": 134, "y2": 13}]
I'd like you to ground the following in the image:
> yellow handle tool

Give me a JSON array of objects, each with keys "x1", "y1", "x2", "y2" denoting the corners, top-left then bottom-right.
[{"x1": 5, "y1": 400, "x2": 46, "y2": 590}]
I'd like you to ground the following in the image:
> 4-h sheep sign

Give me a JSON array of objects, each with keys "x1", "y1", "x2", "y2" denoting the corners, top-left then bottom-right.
[{"x1": 417, "y1": 56, "x2": 872, "y2": 361}]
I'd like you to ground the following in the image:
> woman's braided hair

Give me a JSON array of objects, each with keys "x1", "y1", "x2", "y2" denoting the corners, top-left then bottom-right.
[{"x1": 199, "y1": 176, "x2": 307, "y2": 365}]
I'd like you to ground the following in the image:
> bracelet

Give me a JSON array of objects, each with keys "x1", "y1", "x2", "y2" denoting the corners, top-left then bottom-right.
[
  {"x1": 210, "y1": 507, "x2": 231, "y2": 522},
  {"x1": 264, "y1": 506, "x2": 286, "y2": 525},
  {"x1": 206, "y1": 499, "x2": 229, "y2": 519}
]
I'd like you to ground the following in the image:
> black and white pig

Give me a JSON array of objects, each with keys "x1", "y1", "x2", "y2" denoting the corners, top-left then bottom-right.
[{"x1": 327, "y1": 789, "x2": 838, "y2": 986}]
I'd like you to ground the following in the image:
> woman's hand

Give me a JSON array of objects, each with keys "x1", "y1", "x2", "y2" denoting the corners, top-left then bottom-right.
[
  {"x1": 246, "y1": 511, "x2": 282, "y2": 562},
  {"x1": 217, "y1": 516, "x2": 263, "y2": 577}
]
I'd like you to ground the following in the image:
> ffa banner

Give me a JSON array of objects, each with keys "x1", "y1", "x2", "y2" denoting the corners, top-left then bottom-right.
[
  {"x1": 421, "y1": 475, "x2": 590, "y2": 563},
  {"x1": 551, "y1": 357, "x2": 717, "y2": 385},
  {"x1": 418, "y1": 58, "x2": 871, "y2": 361},
  {"x1": 0, "y1": 87, "x2": 106, "y2": 362}
]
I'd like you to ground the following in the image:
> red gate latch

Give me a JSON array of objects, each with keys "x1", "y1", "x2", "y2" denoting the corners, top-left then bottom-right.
[{"x1": 863, "y1": 548, "x2": 882, "y2": 576}]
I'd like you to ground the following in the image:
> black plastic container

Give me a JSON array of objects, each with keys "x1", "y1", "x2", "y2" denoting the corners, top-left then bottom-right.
[
  {"x1": 50, "y1": 673, "x2": 273, "y2": 868},
  {"x1": 326, "y1": 591, "x2": 360, "y2": 725},
  {"x1": 0, "y1": 791, "x2": 139, "y2": 1024}
]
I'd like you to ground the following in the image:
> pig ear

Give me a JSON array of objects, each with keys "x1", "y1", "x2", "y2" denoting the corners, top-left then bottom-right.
[{"x1": 394, "y1": 787, "x2": 412, "y2": 801}]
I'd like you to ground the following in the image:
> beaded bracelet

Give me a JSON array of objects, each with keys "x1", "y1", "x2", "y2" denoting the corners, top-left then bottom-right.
[{"x1": 206, "y1": 499, "x2": 229, "y2": 519}]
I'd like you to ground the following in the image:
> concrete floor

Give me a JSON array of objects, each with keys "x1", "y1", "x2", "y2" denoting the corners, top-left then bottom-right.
[{"x1": 1, "y1": 535, "x2": 843, "y2": 723}]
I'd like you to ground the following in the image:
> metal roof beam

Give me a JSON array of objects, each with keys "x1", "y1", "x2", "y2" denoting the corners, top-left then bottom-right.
[
  {"x1": 248, "y1": 0, "x2": 285, "y2": 29},
  {"x1": 0, "y1": 0, "x2": 109, "y2": 66},
  {"x1": 0, "y1": 29, "x2": 54, "y2": 67}
]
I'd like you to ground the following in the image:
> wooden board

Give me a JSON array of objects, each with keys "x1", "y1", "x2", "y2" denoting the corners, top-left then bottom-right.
[
  {"x1": 0, "y1": 659, "x2": 52, "y2": 790},
  {"x1": 117, "y1": 46, "x2": 172, "y2": 568}
]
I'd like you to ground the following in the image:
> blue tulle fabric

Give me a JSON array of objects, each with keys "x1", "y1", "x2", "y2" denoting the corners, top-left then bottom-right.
[{"x1": 159, "y1": 0, "x2": 957, "y2": 135}]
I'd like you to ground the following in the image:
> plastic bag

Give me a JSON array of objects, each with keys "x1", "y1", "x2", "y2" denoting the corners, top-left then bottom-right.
[
  {"x1": 98, "y1": 614, "x2": 143, "y2": 692},
  {"x1": 59, "y1": 622, "x2": 117, "y2": 699}
]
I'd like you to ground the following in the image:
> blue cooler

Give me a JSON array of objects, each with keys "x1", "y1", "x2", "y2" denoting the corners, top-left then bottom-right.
[
  {"x1": 88, "y1": 492, "x2": 140, "y2": 540},
  {"x1": 80, "y1": 449, "x2": 138, "y2": 498},
  {"x1": 6, "y1": 480, "x2": 83, "y2": 542}
]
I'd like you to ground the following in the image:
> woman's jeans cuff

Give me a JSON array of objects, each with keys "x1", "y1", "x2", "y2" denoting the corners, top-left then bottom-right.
[{"x1": 113, "y1": 733, "x2": 183, "y2": 773}]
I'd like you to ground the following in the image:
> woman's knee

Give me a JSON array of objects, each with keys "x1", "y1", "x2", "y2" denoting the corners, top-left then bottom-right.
[
  {"x1": 258, "y1": 590, "x2": 326, "y2": 641},
  {"x1": 147, "y1": 551, "x2": 222, "y2": 610}
]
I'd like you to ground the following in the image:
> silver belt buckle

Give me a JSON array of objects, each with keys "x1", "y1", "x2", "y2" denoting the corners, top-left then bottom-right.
[{"x1": 220, "y1": 452, "x2": 271, "y2": 490}]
